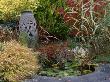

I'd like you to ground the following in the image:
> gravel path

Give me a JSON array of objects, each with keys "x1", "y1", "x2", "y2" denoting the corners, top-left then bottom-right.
[{"x1": 24, "y1": 64, "x2": 110, "y2": 82}]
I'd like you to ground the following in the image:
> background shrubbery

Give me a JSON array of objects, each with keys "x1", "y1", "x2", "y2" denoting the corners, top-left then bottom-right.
[
  {"x1": 0, "y1": 0, "x2": 39, "y2": 22},
  {"x1": 34, "y1": 0, "x2": 69, "y2": 40}
]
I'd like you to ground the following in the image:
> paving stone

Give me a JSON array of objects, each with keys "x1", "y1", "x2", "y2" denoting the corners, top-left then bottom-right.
[
  {"x1": 24, "y1": 64, "x2": 110, "y2": 82},
  {"x1": 24, "y1": 76, "x2": 65, "y2": 82}
]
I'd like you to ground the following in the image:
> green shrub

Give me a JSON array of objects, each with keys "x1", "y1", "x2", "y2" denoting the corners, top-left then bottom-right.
[
  {"x1": 0, "y1": 0, "x2": 39, "y2": 21},
  {"x1": 0, "y1": 40, "x2": 40, "y2": 82},
  {"x1": 94, "y1": 54, "x2": 110, "y2": 63},
  {"x1": 48, "y1": 22, "x2": 69, "y2": 40},
  {"x1": 34, "y1": 0, "x2": 69, "y2": 40}
]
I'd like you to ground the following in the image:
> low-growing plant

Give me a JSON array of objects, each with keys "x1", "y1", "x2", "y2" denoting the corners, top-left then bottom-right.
[
  {"x1": 39, "y1": 61, "x2": 81, "y2": 77},
  {"x1": 38, "y1": 42, "x2": 74, "y2": 68},
  {"x1": 38, "y1": 41, "x2": 97, "y2": 76},
  {"x1": 94, "y1": 54, "x2": 110, "y2": 63},
  {"x1": 0, "y1": 40, "x2": 40, "y2": 82},
  {"x1": 0, "y1": 27, "x2": 18, "y2": 42}
]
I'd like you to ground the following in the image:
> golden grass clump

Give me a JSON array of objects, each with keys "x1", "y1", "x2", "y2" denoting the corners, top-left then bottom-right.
[{"x1": 0, "y1": 40, "x2": 39, "y2": 82}]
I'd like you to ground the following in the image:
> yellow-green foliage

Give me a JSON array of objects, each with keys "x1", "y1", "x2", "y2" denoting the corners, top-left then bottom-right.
[
  {"x1": 0, "y1": 0, "x2": 39, "y2": 21},
  {"x1": 0, "y1": 40, "x2": 39, "y2": 82},
  {"x1": 19, "y1": 32, "x2": 29, "y2": 47}
]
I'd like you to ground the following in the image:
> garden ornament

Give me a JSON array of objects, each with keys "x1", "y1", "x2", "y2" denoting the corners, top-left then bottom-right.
[{"x1": 19, "y1": 11, "x2": 38, "y2": 48}]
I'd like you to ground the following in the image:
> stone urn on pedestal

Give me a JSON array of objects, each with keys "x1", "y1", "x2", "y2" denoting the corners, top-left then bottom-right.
[{"x1": 19, "y1": 11, "x2": 38, "y2": 49}]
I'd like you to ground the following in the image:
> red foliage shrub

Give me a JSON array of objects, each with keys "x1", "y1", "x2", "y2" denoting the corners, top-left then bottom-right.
[
  {"x1": 57, "y1": 0, "x2": 108, "y2": 37},
  {"x1": 37, "y1": 41, "x2": 75, "y2": 68},
  {"x1": 37, "y1": 41, "x2": 69, "y2": 59}
]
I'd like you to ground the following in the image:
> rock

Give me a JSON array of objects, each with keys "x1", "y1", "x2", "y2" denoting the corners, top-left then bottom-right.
[{"x1": 99, "y1": 64, "x2": 110, "y2": 73}]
